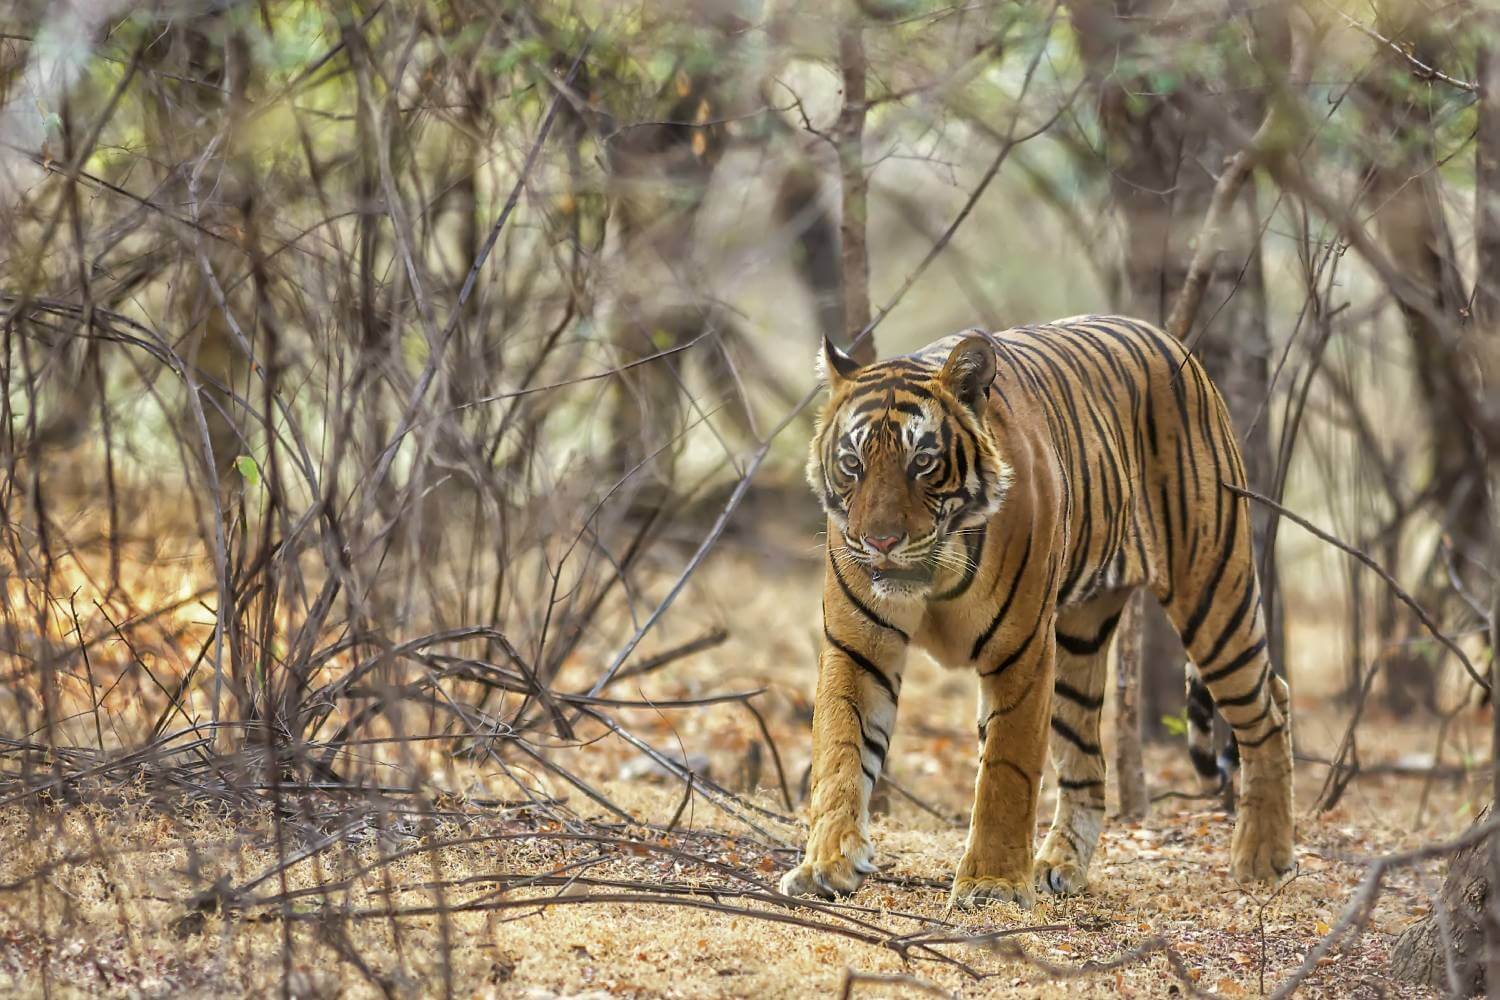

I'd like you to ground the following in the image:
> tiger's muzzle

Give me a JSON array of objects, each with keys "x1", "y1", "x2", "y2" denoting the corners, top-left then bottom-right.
[{"x1": 845, "y1": 530, "x2": 940, "y2": 596}]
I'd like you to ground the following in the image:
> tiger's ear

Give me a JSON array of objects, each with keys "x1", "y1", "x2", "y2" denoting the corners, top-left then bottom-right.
[
  {"x1": 816, "y1": 334, "x2": 862, "y2": 388},
  {"x1": 940, "y1": 334, "x2": 996, "y2": 410}
]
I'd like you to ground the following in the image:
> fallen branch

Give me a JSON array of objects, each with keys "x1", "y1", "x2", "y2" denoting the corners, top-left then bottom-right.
[{"x1": 839, "y1": 969, "x2": 955, "y2": 999}]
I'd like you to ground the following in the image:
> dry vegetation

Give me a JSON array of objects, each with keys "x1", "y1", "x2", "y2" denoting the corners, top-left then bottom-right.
[
  {"x1": 1, "y1": 0, "x2": 1498, "y2": 996},
  {"x1": 0, "y1": 530, "x2": 1491, "y2": 998}
]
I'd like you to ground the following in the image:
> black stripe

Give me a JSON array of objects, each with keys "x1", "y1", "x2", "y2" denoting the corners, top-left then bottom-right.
[
  {"x1": 978, "y1": 560, "x2": 1060, "y2": 678},
  {"x1": 846, "y1": 376, "x2": 939, "y2": 397},
  {"x1": 1195, "y1": 572, "x2": 1256, "y2": 668},
  {"x1": 1237, "y1": 723, "x2": 1283, "y2": 749},
  {"x1": 1215, "y1": 664, "x2": 1269, "y2": 708},
  {"x1": 1058, "y1": 488, "x2": 1093, "y2": 603},
  {"x1": 1200, "y1": 637, "x2": 1266, "y2": 684},
  {"x1": 1189, "y1": 746, "x2": 1219, "y2": 777},
  {"x1": 1056, "y1": 610, "x2": 1122, "y2": 656},
  {"x1": 863, "y1": 732, "x2": 888, "y2": 766},
  {"x1": 1053, "y1": 679, "x2": 1104, "y2": 711},
  {"x1": 1179, "y1": 499, "x2": 1242, "y2": 648},
  {"x1": 829, "y1": 553, "x2": 910, "y2": 642},
  {"x1": 970, "y1": 532, "x2": 1033, "y2": 659},
  {"x1": 979, "y1": 609, "x2": 1043, "y2": 678},
  {"x1": 1175, "y1": 439, "x2": 1192, "y2": 555},
  {"x1": 1157, "y1": 480, "x2": 1176, "y2": 604},
  {"x1": 1232, "y1": 695, "x2": 1274, "y2": 732},
  {"x1": 825, "y1": 630, "x2": 898, "y2": 702},
  {"x1": 852, "y1": 357, "x2": 933, "y2": 377},
  {"x1": 1144, "y1": 392, "x2": 1161, "y2": 457},
  {"x1": 1050, "y1": 716, "x2": 1101, "y2": 755},
  {"x1": 948, "y1": 420, "x2": 968, "y2": 485},
  {"x1": 840, "y1": 695, "x2": 891, "y2": 776},
  {"x1": 1057, "y1": 777, "x2": 1104, "y2": 790},
  {"x1": 933, "y1": 526, "x2": 986, "y2": 602},
  {"x1": 1066, "y1": 325, "x2": 1133, "y2": 394},
  {"x1": 1186, "y1": 689, "x2": 1215, "y2": 729}
]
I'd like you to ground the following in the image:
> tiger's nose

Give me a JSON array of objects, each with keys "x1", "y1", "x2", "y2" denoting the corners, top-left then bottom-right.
[{"x1": 864, "y1": 533, "x2": 903, "y2": 553}]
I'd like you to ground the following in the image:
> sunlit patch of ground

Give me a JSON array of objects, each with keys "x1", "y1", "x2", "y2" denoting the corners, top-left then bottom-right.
[{"x1": 0, "y1": 543, "x2": 1487, "y2": 997}]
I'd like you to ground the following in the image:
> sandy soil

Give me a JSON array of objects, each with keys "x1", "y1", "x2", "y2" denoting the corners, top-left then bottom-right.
[{"x1": 0, "y1": 540, "x2": 1488, "y2": 999}]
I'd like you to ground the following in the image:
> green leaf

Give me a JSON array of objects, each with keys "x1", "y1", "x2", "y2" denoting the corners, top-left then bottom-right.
[
  {"x1": 234, "y1": 454, "x2": 261, "y2": 487},
  {"x1": 1160, "y1": 712, "x2": 1187, "y2": 737}
]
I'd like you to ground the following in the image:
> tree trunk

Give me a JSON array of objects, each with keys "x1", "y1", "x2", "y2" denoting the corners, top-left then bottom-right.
[
  {"x1": 775, "y1": 157, "x2": 846, "y2": 347},
  {"x1": 1363, "y1": 6, "x2": 1485, "y2": 714},
  {"x1": 140, "y1": 18, "x2": 255, "y2": 744},
  {"x1": 834, "y1": 12, "x2": 874, "y2": 364},
  {"x1": 1112, "y1": 591, "x2": 1150, "y2": 819},
  {"x1": 600, "y1": 43, "x2": 729, "y2": 492},
  {"x1": 1394, "y1": 32, "x2": 1500, "y2": 998},
  {"x1": 1477, "y1": 44, "x2": 1500, "y2": 324},
  {"x1": 1391, "y1": 806, "x2": 1491, "y2": 996},
  {"x1": 1473, "y1": 36, "x2": 1500, "y2": 1000}
]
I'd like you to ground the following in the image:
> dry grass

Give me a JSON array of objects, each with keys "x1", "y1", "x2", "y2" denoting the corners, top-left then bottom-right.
[{"x1": 0, "y1": 540, "x2": 1487, "y2": 999}]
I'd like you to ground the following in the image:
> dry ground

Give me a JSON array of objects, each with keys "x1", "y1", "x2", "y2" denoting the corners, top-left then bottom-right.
[{"x1": 0, "y1": 535, "x2": 1489, "y2": 999}]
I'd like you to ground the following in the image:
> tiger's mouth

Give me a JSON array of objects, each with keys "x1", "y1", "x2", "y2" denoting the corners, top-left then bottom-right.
[
  {"x1": 868, "y1": 564, "x2": 933, "y2": 586},
  {"x1": 848, "y1": 532, "x2": 942, "y2": 592}
]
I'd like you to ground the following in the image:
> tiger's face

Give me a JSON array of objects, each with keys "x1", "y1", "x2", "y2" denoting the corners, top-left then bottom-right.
[{"x1": 808, "y1": 334, "x2": 1010, "y2": 600}]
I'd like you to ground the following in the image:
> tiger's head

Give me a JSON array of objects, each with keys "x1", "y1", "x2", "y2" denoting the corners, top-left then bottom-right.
[{"x1": 808, "y1": 333, "x2": 1010, "y2": 600}]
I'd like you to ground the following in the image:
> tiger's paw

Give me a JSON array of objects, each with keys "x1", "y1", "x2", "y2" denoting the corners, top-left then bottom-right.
[
  {"x1": 1230, "y1": 797, "x2": 1294, "y2": 884},
  {"x1": 779, "y1": 827, "x2": 875, "y2": 899},
  {"x1": 947, "y1": 874, "x2": 1036, "y2": 911},
  {"x1": 1033, "y1": 856, "x2": 1088, "y2": 896},
  {"x1": 1035, "y1": 824, "x2": 1096, "y2": 896},
  {"x1": 1231, "y1": 762, "x2": 1294, "y2": 883}
]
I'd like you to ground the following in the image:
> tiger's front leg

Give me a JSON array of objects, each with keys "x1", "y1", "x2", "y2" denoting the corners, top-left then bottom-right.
[
  {"x1": 951, "y1": 629, "x2": 1054, "y2": 910},
  {"x1": 780, "y1": 595, "x2": 907, "y2": 899}
]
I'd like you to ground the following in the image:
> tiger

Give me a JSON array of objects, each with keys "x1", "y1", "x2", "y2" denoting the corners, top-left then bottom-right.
[{"x1": 779, "y1": 314, "x2": 1293, "y2": 909}]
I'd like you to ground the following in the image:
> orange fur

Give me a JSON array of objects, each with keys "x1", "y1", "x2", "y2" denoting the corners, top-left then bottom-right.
[{"x1": 782, "y1": 316, "x2": 1293, "y2": 907}]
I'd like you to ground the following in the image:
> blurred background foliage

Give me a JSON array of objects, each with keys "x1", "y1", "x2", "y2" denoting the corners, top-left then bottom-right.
[{"x1": 0, "y1": 0, "x2": 1492, "y2": 829}]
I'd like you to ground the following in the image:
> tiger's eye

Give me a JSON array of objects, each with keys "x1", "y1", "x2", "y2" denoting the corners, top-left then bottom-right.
[
  {"x1": 911, "y1": 453, "x2": 935, "y2": 474},
  {"x1": 838, "y1": 454, "x2": 862, "y2": 476}
]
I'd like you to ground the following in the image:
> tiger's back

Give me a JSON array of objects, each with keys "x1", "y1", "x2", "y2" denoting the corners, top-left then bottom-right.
[{"x1": 983, "y1": 315, "x2": 1255, "y2": 611}]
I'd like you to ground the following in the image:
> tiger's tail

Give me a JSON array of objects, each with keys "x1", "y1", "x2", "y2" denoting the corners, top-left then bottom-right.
[{"x1": 1185, "y1": 668, "x2": 1239, "y2": 797}]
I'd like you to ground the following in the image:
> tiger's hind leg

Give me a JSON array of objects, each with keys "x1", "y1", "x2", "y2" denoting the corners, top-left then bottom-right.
[
  {"x1": 1035, "y1": 593, "x2": 1127, "y2": 896},
  {"x1": 1164, "y1": 560, "x2": 1293, "y2": 884}
]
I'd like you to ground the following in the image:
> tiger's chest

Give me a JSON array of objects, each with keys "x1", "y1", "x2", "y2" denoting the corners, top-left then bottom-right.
[
  {"x1": 904, "y1": 491, "x2": 1136, "y2": 669},
  {"x1": 909, "y1": 604, "x2": 988, "y2": 670},
  {"x1": 907, "y1": 530, "x2": 1045, "y2": 670}
]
